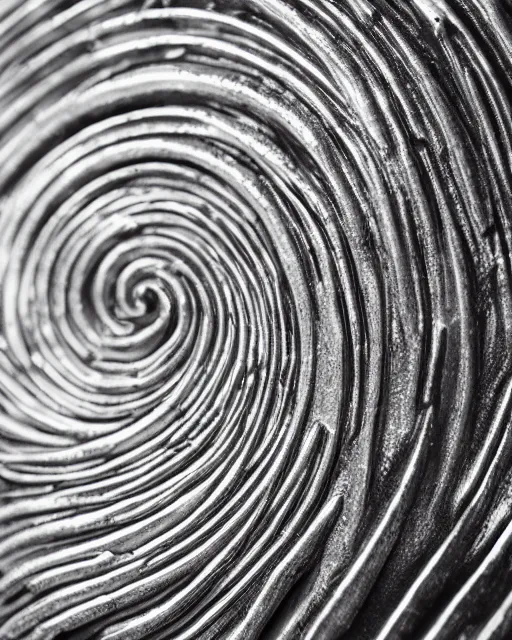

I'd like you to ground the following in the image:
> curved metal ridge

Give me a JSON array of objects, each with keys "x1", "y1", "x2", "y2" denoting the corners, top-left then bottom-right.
[{"x1": 1, "y1": 0, "x2": 512, "y2": 638}]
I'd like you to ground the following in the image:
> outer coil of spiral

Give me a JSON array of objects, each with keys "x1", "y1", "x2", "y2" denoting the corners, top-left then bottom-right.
[{"x1": 1, "y1": 1, "x2": 512, "y2": 639}]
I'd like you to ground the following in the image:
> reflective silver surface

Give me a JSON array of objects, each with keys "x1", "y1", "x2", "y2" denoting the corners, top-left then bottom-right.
[{"x1": 1, "y1": 1, "x2": 512, "y2": 638}]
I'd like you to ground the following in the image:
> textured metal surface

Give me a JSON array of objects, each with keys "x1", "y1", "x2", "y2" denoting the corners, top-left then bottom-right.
[{"x1": 1, "y1": 0, "x2": 512, "y2": 638}]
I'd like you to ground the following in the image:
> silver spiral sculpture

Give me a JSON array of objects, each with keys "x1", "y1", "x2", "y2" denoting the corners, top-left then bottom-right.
[{"x1": 1, "y1": 0, "x2": 512, "y2": 638}]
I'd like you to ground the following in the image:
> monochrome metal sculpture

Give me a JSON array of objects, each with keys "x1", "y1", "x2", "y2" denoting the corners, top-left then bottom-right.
[{"x1": 1, "y1": 0, "x2": 512, "y2": 638}]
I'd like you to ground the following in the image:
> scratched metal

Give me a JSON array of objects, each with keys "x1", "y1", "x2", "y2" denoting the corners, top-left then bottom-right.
[{"x1": 0, "y1": 0, "x2": 512, "y2": 639}]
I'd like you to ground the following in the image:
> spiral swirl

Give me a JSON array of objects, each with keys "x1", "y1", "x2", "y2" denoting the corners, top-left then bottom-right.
[{"x1": 1, "y1": 0, "x2": 512, "y2": 638}]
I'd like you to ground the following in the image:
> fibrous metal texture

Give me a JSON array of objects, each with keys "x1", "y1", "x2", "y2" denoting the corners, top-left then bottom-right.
[{"x1": 1, "y1": 1, "x2": 512, "y2": 639}]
